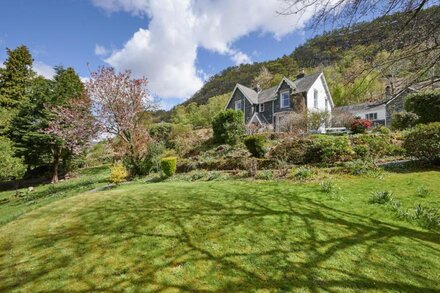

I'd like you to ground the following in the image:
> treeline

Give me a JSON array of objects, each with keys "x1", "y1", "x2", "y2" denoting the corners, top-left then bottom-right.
[{"x1": 183, "y1": 5, "x2": 440, "y2": 107}]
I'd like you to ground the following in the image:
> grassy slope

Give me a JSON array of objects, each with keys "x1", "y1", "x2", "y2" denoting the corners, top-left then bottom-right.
[
  {"x1": 0, "y1": 166, "x2": 109, "y2": 225},
  {"x1": 0, "y1": 170, "x2": 439, "y2": 292}
]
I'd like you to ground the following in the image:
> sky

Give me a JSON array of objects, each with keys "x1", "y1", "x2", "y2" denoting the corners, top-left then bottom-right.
[{"x1": 0, "y1": 0, "x2": 328, "y2": 109}]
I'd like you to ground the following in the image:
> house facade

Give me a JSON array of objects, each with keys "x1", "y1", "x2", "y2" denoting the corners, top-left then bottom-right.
[
  {"x1": 335, "y1": 87, "x2": 417, "y2": 127},
  {"x1": 224, "y1": 72, "x2": 334, "y2": 131}
]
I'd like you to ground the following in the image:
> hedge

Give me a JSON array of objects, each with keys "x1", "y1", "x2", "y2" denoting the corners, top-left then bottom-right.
[
  {"x1": 403, "y1": 122, "x2": 440, "y2": 163},
  {"x1": 161, "y1": 157, "x2": 177, "y2": 177},
  {"x1": 405, "y1": 91, "x2": 440, "y2": 124}
]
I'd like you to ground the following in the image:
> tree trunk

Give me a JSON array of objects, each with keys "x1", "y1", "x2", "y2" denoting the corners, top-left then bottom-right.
[{"x1": 52, "y1": 147, "x2": 61, "y2": 183}]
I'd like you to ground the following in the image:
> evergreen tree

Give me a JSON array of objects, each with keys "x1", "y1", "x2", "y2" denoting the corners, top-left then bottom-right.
[
  {"x1": 8, "y1": 76, "x2": 54, "y2": 168},
  {"x1": 0, "y1": 45, "x2": 34, "y2": 107}
]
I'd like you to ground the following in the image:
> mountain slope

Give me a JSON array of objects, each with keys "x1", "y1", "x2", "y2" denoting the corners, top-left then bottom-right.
[{"x1": 183, "y1": 6, "x2": 439, "y2": 107}]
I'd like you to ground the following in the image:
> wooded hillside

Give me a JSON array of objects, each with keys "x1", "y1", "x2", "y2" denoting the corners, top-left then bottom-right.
[{"x1": 183, "y1": 6, "x2": 439, "y2": 107}]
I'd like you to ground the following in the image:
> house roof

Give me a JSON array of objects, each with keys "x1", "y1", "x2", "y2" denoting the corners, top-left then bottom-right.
[
  {"x1": 233, "y1": 72, "x2": 323, "y2": 105},
  {"x1": 335, "y1": 87, "x2": 418, "y2": 113}
]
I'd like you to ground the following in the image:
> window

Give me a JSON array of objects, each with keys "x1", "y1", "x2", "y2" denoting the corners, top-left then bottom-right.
[
  {"x1": 235, "y1": 100, "x2": 243, "y2": 111},
  {"x1": 314, "y1": 89, "x2": 318, "y2": 108},
  {"x1": 280, "y1": 91, "x2": 290, "y2": 108},
  {"x1": 259, "y1": 103, "x2": 264, "y2": 112},
  {"x1": 365, "y1": 113, "x2": 378, "y2": 120}
]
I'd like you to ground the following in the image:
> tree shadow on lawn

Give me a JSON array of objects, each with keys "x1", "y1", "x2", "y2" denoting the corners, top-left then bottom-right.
[{"x1": 1, "y1": 183, "x2": 439, "y2": 292}]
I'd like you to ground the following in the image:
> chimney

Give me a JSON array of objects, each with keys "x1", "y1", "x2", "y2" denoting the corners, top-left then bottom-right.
[
  {"x1": 296, "y1": 68, "x2": 305, "y2": 80},
  {"x1": 254, "y1": 84, "x2": 261, "y2": 93},
  {"x1": 385, "y1": 85, "x2": 392, "y2": 98}
]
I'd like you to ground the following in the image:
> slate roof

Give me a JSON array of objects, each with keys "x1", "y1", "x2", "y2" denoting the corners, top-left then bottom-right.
[
  {"x1": 335, "y1": 87, "x2": 418, "y2": 113},
  {"x1": 235, "y1": 72, "x2": 323, "y2": 105}
]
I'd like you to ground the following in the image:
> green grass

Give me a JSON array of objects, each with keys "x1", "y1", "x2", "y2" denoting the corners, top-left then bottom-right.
[
  {"x1": 0, "y1": 166, "x2": 110, "y2": 225},
  {"x1": 0, "y1": 169, "x2": 439, "y2": 292}
]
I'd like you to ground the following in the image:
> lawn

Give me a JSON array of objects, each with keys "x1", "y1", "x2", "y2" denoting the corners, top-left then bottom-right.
[
  {"x1": 0, "y1": 169, "x2": 439, "y2": 292},
  {"x1": 0, "y1": 166, "x2": 110, "y2": 225}
]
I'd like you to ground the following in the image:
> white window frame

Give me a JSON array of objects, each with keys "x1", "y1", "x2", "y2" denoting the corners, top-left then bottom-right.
[
  {"x1": 365, "y1": 113, "x2": 378, "y2": 120},
  {"x1": 259, "y1": 103, "x2": 264, "y2": 112},
  {"x1": 314, "y1": 89, "x2": 319, "y2": 108},
  {"x1": 235, "y1": 100, "x2": 243, "y2": 111},
  {"x1": 280, "y1": 91, "x2": 290, "y2": 108}
]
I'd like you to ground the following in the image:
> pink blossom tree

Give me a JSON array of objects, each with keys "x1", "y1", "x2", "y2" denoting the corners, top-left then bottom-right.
[
  {"x1": 86, "y1": 67, "x2": 157, "y2": 176},
  {"x1": 45, "y1": 97, "x2": 97, "y2": 183}
]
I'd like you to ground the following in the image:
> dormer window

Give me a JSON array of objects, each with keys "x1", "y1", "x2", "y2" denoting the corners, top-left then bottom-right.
[
  {"x1": 259, "y1": 104, "x2": 264, "y2": 112},
  {"x1": 235, "y1": 100, "x2": 243, "y2": 111},
  {"x1": 280, "y1": 91, "x2": 290, "y2": 108}
]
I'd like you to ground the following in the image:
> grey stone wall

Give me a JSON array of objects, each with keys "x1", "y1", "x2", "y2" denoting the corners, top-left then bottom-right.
[{"x1": 385, "y1": 91, "x2": 408, "y2": 127}]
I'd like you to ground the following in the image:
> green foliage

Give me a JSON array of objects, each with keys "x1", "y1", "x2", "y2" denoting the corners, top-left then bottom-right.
[
  {"x1": 391, "y1": 111, "x2": 419, "y2": 130},
  {"x1": 369, "y1": 191, "x2": 393, "y2": 204},
  {"x1": 0, "y1": 137, "x2": 26, "y2": 181},
  {"x1": 0, "y1": 45, "x2": 34, "y2": 108},
  {"x1": 140, "y1": 142, "x2": 165, "y2": 174},
  {"x1": 8, "y1": 76, "x2": 54, "y2": 167},
  {"x1": 149, "y1": 123, "x2": 173, "y2": 147},
  {"x1": 244, "y1": 135, "x2": 266, "y2": 158},
  {"x1": 212, "y1": 109, "x2": 245, "y2": 145},
  {"x1": 350, "y1": 134, "x2": 393, "y2": 161},
  {"x1": 256, "y1": 170, "x2": 274, "y2": 180},
  {"x1": 171, "y1": 93, "x2": 230, "y2": 129},
  {"x1": 161, "y1": 157, "x2": 177, "y2": 177},
  {"x1": 51, "y1": 66, "x2": 85, "y2": 105},
  {"x1": 85, "y1": 141, "x2": 113, "y2": 167},
  {"x1": 403, "y1": 122, "x2": 440, "y2": 163},
  {"x1": 416, "y1": 186, "x2": 430, "y2": 198},
  {"x1": 351, "y1": 119, "x2": 372, "y2": 134},
  {"x1": 312, "y1": 135, "x2": 353, "y2": 164},
  {"x1": 268, "y1": 137, "x2": 316, "y2": 164},
  {"x1": 110, "y1": 163, "x2": 128, "y2": 184},
  {"x1": 320, "y1": 180, "x2": 339, "y2": 194},
  {"x1": 404, "y1": 91, "x2": 440, "y2": 124},
  {"x1": 291, "y1": 167, "x2": 313, "y2": 181}
]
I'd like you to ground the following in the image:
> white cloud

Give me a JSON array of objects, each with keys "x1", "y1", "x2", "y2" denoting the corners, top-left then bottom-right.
[
  {"x1": 95, "y1": 44, "x2": 109, "y2": 56},
  {"x1": 34, "y1": 61, "x2": 55, "y2": 79},
  {"x1": 92, "y1": 0, "x2": 330, "y2": 99}
]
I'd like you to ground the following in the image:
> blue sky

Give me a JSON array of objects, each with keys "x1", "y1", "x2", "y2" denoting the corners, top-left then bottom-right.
[{"x1": 0, "y1": 0, "x2": 322, "y2": 109}]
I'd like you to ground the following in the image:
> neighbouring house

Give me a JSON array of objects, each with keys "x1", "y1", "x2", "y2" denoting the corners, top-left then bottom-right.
[
  {"x1": 335, "y1": 87, "x2": 418, "y2": 127},
  {"x1": 224, "y1": 71, "x2": 334, "y2": 132}
]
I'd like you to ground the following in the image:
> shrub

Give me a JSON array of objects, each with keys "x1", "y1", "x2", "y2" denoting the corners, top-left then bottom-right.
[
  {"x1": 341, "y1": 160, "x2": 376, "y2": 176},
  {"x1": 350, "y1": 134, "x2": 393, "y2": 161},
  {"x1": 404, "y1": 90, "x2": 440, "y2": 124},
  {"x1": 212, "y1": 109, "x2": 245, "y2": 145},
  {"x1": 110, "y1": 163, "x2": 128, "y2": 184},
  {"x1": 320, "y1": 180, "x2": 339, "y2": 194},
  {"x1": 403, "y1": 122, "x2": 440, "y2": 163},
  {"x1": 351, "y1": 119, "x2": 372, "y2": 134},
  {"x1": 413, "y1": 204, "x2": 440, "y2": 230},
  {"x1": 391, "y1": 111, "x2": 419, "y2": 130},
  {"x1": 291, "y1": 167, "x2": 313, "y2": 181},
  {"x1": 369, "y1": 191, "x2": 393, "y2": 204},
  {"x1": 140, "y1": 142, "x2": 165, "y2": 174},
  {"x1": 372, "y1": 125, "x2": 391, "y2": 134},
  {"x1": 268, "y1": 137, "x2": 316, "y2": 164},
  {"x1": 149, "y1": 123, "x2": 173, "y2": 147},
  {"x1": 243, "y1": 158, "x2": 258, "y2": 177},
  {"x1": 256, "y1": 170, "x2": 274, "y2": 180},
  {"x1": 244, "y1": 135, "x2": 266, "y2": 158},
  {"x1": 0, "y1": 137, "x2": 26, "y2": 181},
  {"x1": 312, "y1": 135, "x2": 353, "y2": 164},
  {"x1": 161, "y1": 157, "x2": 177, "y2": 177}
]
